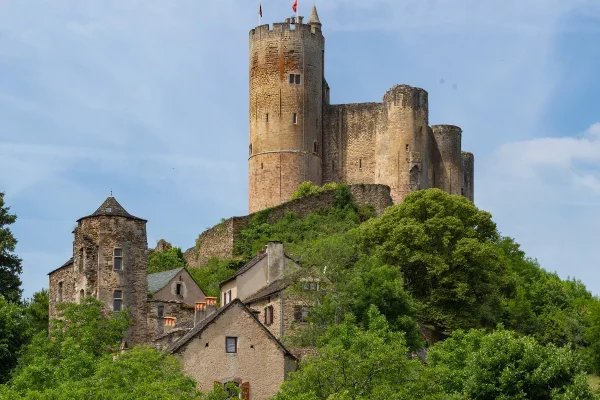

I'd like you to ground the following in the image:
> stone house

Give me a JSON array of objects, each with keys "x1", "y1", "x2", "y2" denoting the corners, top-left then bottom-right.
[
  {"x1": 167, "y1": 299, "x2": 298, "y2": 400},
  {"x1": 220, "y1": 242, "x2": 322, "y2": 340},
  {"x1": 147, "y1": 267, "x2": 207, "y2": 340}
]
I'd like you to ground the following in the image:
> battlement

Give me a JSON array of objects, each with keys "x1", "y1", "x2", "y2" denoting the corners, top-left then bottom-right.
[
  {"x1": 249, "y1": 16, "x2": 322, "y2": 41},
  {"x1": 432, "y1": 125, "x2": 462, "y2": 137},
  {"x1": 383, "y1": 84, "x2": 428, "y2": 111}
]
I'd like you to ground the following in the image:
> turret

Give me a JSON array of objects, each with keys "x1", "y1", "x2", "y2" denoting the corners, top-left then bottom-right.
[
  {"x1": 430, "y1": 125, "x2": 462, "y2": 195},
  {"x1": 377, "y1": 85, "x2": 429, "y2": 203},
  {"x1": 73, "y1": 196, "x2": 148, "y2": 345},
  {"x1": 248, "y1": 11, "x2": 325, "y2": 213},
  {"x1": 462, "y1": 151, "x2": 474, "y2": 202}
]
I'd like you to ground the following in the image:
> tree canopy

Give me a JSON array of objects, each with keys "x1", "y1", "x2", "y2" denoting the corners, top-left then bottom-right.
[{"x1": 0, "y1": 192, "x2": 22, "y2": 303}]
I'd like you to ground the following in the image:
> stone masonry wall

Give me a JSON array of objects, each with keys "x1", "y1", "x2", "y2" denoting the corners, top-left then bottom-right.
[
  {"x1": 147, "y1": 300, "x2": 195, "y2": 340},
  {"x1": 48, "y1": 264, "x2": 75, "y2": 319},
  {"x1": 184, "y1": 184, "x2": 392, "y2": 267}
]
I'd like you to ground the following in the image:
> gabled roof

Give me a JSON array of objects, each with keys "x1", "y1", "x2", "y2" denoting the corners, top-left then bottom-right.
[
  {"x1": 147, "y1": 267, "x2": 186, "y2": 294},
  {"x1": 244, "y1": 279, "x2": 289, "y2": 304},
  {"x1": 167, "y1": 298, "x2": 296, "y2": 360},
  {"x1": 219, "y1": 252, "x2": 267, "y2": 285},
  {"x1": 48, "y1": 258, "x2": 74, "y2": 275},
  {"x1": 77, "y1": 196, "x2": 146, "y2": 222}
]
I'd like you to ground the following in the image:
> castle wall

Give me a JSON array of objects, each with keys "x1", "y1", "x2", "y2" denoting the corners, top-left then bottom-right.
[
  {"x1": 248, "y1": 20, "x2": 324, "y2": 213},
  {"x1": 462, "y1": 151, "x2": 474, "y2": 202},
  {"x1": 73, "y1": 216, "x2": 148, "y2": 345},
  {"x1": 184, "y1": 184, "x2": 393, "y2": 267},
  {"x1": 430, "y1": 125, "x2": 463, "y2": 195},
  {"x1": 322, "y1": 103, "x2": 383, "y2": 185}
]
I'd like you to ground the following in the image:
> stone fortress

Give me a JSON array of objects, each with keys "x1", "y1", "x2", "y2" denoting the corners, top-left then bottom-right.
[{"x1": 248, "y1": 7, "x2": 474, "y2": 214}]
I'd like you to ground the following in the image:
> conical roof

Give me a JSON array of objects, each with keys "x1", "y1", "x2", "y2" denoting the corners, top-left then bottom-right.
[
  {"x1": 308, "y1": 5, "x2": 321, "y2": 26},
  {"x1": 77, "y1": 196, "x2": 146, "y2": 222}
]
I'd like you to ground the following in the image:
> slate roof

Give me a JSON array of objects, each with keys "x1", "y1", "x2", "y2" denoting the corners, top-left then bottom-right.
[
  {"x1": 48, "y1": 258, "x2": 74, "y2": 275},
  {"x1": 77, "y1": 196, "x2": 146, "y2": 222},
  {"x1": 147, "y1": 268, "x2": 185, "y2": 294},
  {"x1": 167, "y1": 299, "x2": 296, "y2": 360},
  {"x1": 244, "y1": 279, "x2": 289, "y2": 304}
]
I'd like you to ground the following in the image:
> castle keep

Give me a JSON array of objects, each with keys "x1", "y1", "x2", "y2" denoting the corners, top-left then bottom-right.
[{"x1": 248, "y1": 7, "x2": 474, "y2": 213}]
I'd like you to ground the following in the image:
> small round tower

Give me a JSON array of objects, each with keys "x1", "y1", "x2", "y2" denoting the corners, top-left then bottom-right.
[
  {"x1": 462, "y1": 151, "x2": 474, "y2": 202},
  {"x1": 73, "y1": 196, "x2": 148, "y2": 345},
  {"x1": 430, "y1": 125, "x2": 462, "y2": 195},
  {"x1": 377, "y1": 84, "x2": 429, "y2": 203},
  {"x1": 248, "y1": 9, "x2": 325, "y2": 213}
]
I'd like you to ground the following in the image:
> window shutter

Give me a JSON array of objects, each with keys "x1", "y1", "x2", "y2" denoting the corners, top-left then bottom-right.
[
  {"x1": 241, "y1": 382, "x2": 250, "y2": 400},
  {"x1": 263, "y1": 307, "x2": 267, "y2": 324}
]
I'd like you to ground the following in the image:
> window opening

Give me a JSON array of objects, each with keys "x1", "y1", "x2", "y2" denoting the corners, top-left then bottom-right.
[
  {"x1": 79, "y1": 289, "x2": 84, "y2": 303},
  {"x1": 113, "y1": 248, "x2": 122, "y2": 271},
  {"x1": 226, "y1": 337, "x2": 237, "y2": 353},
  {"x1": 293, "y1": 113, "x2": 297, "y2": 124},
  {"x1": 313, "y1": 141, "x2": 318, "y2": 153},
  {"x1": 261, "y1": 163, "x2": 264, "y2": 169},
  {"x1": 295, "y1": 74, "x2": 300, "y2": 84},
  {"x1": 289, "y1": 74, "x2": 295, "y2": 84},
  {"x1": 224, "y1": 290, "x2": 232, "y2": 305},
  {"x1": 158, "y1": 305, "x2": 164, "y2": 318},
  {"x1": 266, "y1": 113, "x2": 269, "y2": 122},
  {"x1": 58, "y1": 282, "x2": 63, "y2": 302},
  {"x1": 105, "y1": 207, "x2": 112, "y2": 213},
  {"x1": 113, "y1": 290, "x2": 123, "y2": 311},
  {"x1": 264, "y1": 305, "x2": 274, "y2": 325},
  {"x1": 405, "y1": 144, "x2": 409, "y2": 152},
  {"x1": 249, "y1": 143, "x2": 252, "y2": 156},
  {"x1": 176, "y1": 283, "x2": 183, "y2": 296},
  {"x1": 359, "y1": 159, "x2": 362, "y2": 169},
  {"x1": 294, "y1": 306, "x2": 310, "y2": 322},
  {"x1": 79, "y1": 248, "x2": 84, "y2": 274}
]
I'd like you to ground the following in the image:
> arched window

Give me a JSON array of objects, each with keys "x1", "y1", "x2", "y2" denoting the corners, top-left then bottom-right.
[{"x1": 79, "y1": 289, "x2": 85, "y2": 303}]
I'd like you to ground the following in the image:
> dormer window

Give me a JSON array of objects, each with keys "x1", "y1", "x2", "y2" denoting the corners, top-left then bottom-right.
[{"x1": 106, "y1": 207, "x2": 112, "y2": 212}]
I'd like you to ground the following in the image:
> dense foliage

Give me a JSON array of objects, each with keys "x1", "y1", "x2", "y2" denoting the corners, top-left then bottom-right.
[
  {"x1": 147, "y1": 246, "x2": 187, "y2": 274},
  {"x1": 0, "y1": 192, "x2": 22, "y2": 304}
]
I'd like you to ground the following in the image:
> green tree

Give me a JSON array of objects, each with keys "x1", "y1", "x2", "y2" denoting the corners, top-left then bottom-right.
[
  {"x1": 148, "y1": 246, "x2": 187, "y2": 274},
  {"x1": 274, "y1": 306, "x2": 425, "y2": 400},
  {"x1": 0, "y1": 294, "x2": 29, "y2": 383},
  {"x1": 0, "y1": 192, "x2": 23, "y2": 303},
  {"x1": 23, "y1": 288, "x2": 49, "y2": 336},
  {"x1": 358, "y1": 188, "x2": 511, "y2": 331},
  {"x1": 187, "y1": 257, "x2": 243, "y2": 299},
  {"x1": 427, "y1": 327, "x2": 597, "y2": 399}
]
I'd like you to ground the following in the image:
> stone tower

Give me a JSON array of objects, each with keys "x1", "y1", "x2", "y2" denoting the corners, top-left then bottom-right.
[
  {"x1": 72, "y1": 196, "x2": 148, "y2": 345},
  {"x1": 429, "y1": 125, "x2": 463, "y2": 195},
  {"x1": 248, "y1": 7, "x2": 325, "y2": 213}
]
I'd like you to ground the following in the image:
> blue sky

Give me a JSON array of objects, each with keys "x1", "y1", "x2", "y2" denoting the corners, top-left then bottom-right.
[{"x1": 1, "y1": 0, "x2": 599, "y2": 299}]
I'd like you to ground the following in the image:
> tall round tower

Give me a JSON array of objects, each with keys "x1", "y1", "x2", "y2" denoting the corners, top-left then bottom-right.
[
  {"x1": 377, "y1": 85, "x2": 429, "y2": 203},
  {"x1": 248, "y1": 8, "x2": 324, "y2": 213},
  {"x1": 430, "y1": 125, "x2": 463, "y2": 195}
]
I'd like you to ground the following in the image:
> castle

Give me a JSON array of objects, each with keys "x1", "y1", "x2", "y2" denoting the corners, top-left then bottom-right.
[
  {"x1": 47, "y1": 8, "x2": 476, "y2": 399},
  {"x1": 248, "y1": 7, "x2": 474, "y2": 213}
]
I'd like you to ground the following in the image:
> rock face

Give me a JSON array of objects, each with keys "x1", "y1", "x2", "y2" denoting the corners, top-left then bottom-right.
[{"x1": 155, "y1": 239, "x2": 172, "y2": 252}]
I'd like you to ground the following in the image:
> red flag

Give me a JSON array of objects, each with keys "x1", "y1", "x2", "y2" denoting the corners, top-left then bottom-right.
[
  {"x1": 292, "y1": 0, "x2": 297, "y2": 13},
  {"x1": 259, "y1": 2, "x2": 262, "y2": 17}
]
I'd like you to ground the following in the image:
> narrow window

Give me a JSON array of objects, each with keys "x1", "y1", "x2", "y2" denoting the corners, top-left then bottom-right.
[
  {"x1": 226, "y1": 336, "x2": 238, "y2": 353},
  {"x1": 263, "y1": 305, "x2": 274, "y2": 325},
  {"x1": 79, "y1": 289, "x2": 84, "y2": 303},
  {"x1": 295, "y1": 74, "x2": 301, "y2": 84},
  {"x1": 461, "y1": 188, "x2": 465, "y2": 195},
  {"x1": 176, "y1": 283, "x2": 183, "y2": 296},
  {"x1": 294, "y1": 305, "x2": 310, "y2": 322},
  {"x1": 249, "y1": 143, "x2": 252, "y2": 156},
  {"x1": 261, "y1": 162, "x2": 264, "y2": 169},
  {"x1": 359, "y1": 159, "x2": 362, "y2": 169},
  {"x1": 157, "y1": 305, "x2": 164, "y2": 318},
  {"x1": 58, "y1": 282, "x2": 63, "y2": 302},
  {"x1": 113, "y1": 290, "x2": 122, "y2": 311},
  {"x1": 266, "y1": 113, "x2": 269, "y2": 122},
  {"x1": 292, "y1": 113, "x2": 297, "y2": 124},
  {"x1": 405, "y1": 144, "x2": 409, "y2": 152},
  {"x1": 332, "y1": 160, "x2": 334, "y2": 171},
  {"x1": 313, "y1": 141, "x2": 318, "y2": 153},
  {"x1": 224, "y1": 290, "x2": 232, "y2": 305},
  {"x1": 113, "y1": 248, "x2": 122, "y2": 271},
  {"x1": 79, "y1": 248, "x2": 84, "y2": 274},
  {"x1": 289, "y1": 74, "x2": 294, "y2": 84}
]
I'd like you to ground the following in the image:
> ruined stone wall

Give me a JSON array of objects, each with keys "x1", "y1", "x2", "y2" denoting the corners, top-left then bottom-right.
[
  {"x1": 48, "y1": 264, "x2": 75, "y2": 319},
  {"x1": 462, "y1": 151, "x2": 475, "y2": 202},
  {"x1": 184, "y1": 184, "x2": 392, "y2": 267},
  {"x1": 73, "y1": 216, "x2": 148, "y2": 345},
  {"x1": 322, "y1": 103, "x2": 384, "y2": 185},
  {"x1": 248, "y1": 20, "x2": 324, "y2": 213},
  {"x1": 430, "y1": 125, "x2": 463, "y2": 195}
]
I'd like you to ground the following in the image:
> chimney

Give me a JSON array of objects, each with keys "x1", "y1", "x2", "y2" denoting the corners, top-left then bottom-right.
[
  {"x1": 267, "y1": 242, "x2": 285, "y2": 284},
  {"x1": 205, "y1": 297, "x2": 218, "y2": 316},
  {"x1": 163, "y1": 316, "x2": 176, "y2": 334}
]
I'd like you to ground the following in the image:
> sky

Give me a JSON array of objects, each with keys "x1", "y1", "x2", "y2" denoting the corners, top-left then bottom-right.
[{"x1": 1, "y1": 0, "x2": 600, "y2": 299}]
